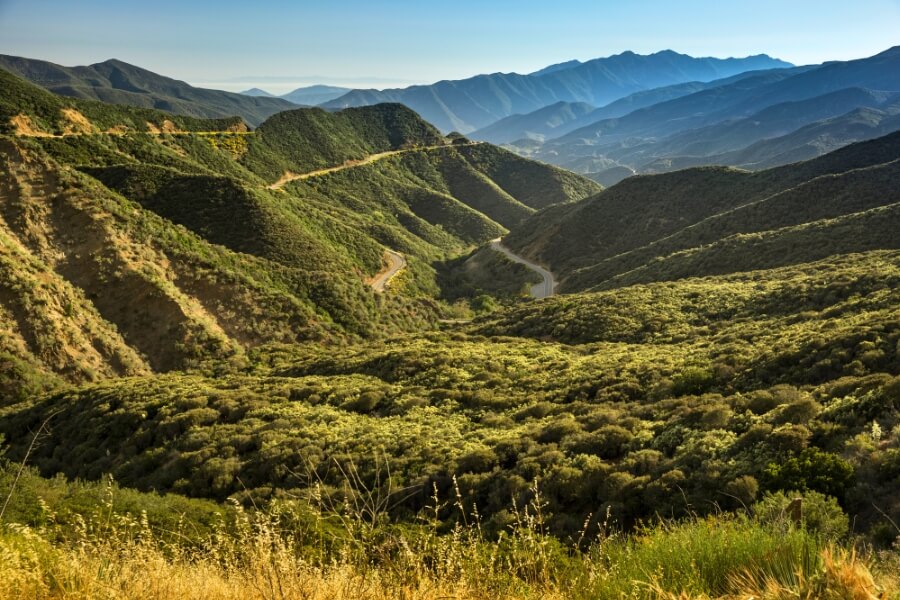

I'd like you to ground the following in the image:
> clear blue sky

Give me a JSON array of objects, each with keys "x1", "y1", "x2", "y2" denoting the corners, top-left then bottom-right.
[{"x1": 1, "y1": 0, "x2": 898, "y2": 93}]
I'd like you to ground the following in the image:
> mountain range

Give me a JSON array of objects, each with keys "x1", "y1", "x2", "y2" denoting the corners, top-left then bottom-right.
[
  {"x1": 496, "y1": 46, "x2": 900, "y2": 182},
  {"x1": 321, "y1": 50, "x2": 792, "y2": 133},
  {"x1": 6, "y1": 47, "x2": 899, "y2": 185},
  {"x1": 240, "y1": 84, "x2": 351, "y2": 105},
  {"x1": 468, "y1": 69, "x2": 808, "y2": 144},
  {"x1": 505, "y1": 130, "x2": 900, "y2": 292},
  {"x1": 0, "y1": 66, "x2": 598, "y2": 391},
  {"x1": 0, "y1": 54, "x2": 299, "y2": 126}
]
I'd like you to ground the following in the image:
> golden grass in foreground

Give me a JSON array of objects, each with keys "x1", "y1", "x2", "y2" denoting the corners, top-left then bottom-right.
[
  {"x1": 1, "y1": 509, "x2": 897, "y2": 600},
  {"x1": 0, "y1": 524, "x2": 548, "y2": 600}
]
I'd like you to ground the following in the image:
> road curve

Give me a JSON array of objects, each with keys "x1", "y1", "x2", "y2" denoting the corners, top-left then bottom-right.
[
  {"x1": 488, "y1": 238, "x2": 556, "y2": 299},
  {"x1": 370, "y1": 249, "x2": 407, "y2": 292},
  {"x1": 266, "y1": 142, "x2": 482, "y2": 190}
]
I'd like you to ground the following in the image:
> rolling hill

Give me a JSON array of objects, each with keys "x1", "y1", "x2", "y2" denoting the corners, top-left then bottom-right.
[
  {"x1": 0, "y1": 67, "x2": 599, "y2": 398},
  {"x1": 0, "y1": 55, "x2": 299, "y2": 126},
  {"x1": 240, "y1": 85, "x2": 351, "y2": 105},
  {"x1": 239, "y1": 87, "x2": 275, "y2": 97},
  {"x1": 504, "y1": 131, "x2": 900, "y2": 291},
  {"x1": 280, "y1": 85, "x2": 351, "y2": 105}
]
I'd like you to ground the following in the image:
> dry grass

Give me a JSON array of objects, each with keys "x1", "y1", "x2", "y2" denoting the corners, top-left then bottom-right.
[
  {"x1": 0, "y1": 521, "x2": 553, "y2": 600},
  {"x1": 649, "y1": 548, "x2": 891, "y2": 600},
  {"x1": 0, "y1": 477, "x2": 896, "y2": 600},
  {"x1": 10, "y1": 114, "x2": 53, "y2": 137},
  {"x1": 1, "y1": 510, "x2": 896, "y2": 600}
]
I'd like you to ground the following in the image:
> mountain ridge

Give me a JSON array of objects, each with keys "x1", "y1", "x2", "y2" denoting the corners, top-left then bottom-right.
[
  {"x1": 503, "y1": 130, "x2": 900, "y2": 292},
  {"x1": 0, "y1": 54, "x2": 300, "y2": 126},
  {"x1": 323, "y1": 51, "x2": 792, "y2": 133},
  {"x1": 519, "y1": 47, "x2": 900, "y2": 179}
]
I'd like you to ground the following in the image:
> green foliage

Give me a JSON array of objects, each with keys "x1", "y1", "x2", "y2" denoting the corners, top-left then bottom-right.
[
  {"x1": 0, "y1": 74, "x2": 599, "y2": 385},
  {"x1": 0, "y1": 459, "x2": 229, "y2": 541},
  {"x1": 763, "y1": 448, "x2": 855, "y2": 499},
  {"x1": 2, "y1": 264, "x2": 897, "y2": 535},
  {"x1": 0, "y1": 68, "x2": 244, "y2": 135},
  {"x1": 586, "y1": 515, "x2": 823, "y2": 598},
  {"x1": 240, "y1": 104, "x2": 445, "y2": 180},
  {"x1": 454, "y1": 143, "x2": 601, "y2": 210},
  {"x1": 2, "y1": 61, "x2": 900, "y2": 574},
  {"x1": 672, "y1": 367, "x2": 715, "y2": 396},
  {"x1": 0, "y1": 56, "x2": 294, "y2": 126},
  {"x1": 753, "y1": 490, "x2": 850, "y2": 540}
]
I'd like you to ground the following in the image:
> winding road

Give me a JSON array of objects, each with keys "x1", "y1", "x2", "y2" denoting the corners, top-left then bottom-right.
[
  {"x1": 267, "y1": 149, "x2": 407, "y2": 190},
  {"x1": 489, "y1": 238, "x2": 556, "y2": 299},
  {"x1": 266, "y1": 142, "x2": 481, "y2": 190},
  {"x1": 369, "y1": 249, "x2": 407, "y2": 293}
]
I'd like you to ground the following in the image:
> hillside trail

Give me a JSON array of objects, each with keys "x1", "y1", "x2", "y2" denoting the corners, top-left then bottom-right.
[
  {"x1": 368, "y1": 249, "x2": 406, "y2": 292},
  {"x1": 266, "y1": 142, "x2": 480, "y2": 190},
  {"x1": 489, "y1": 237, "x2": 556, "y2": 299},
  {"x1": 11, "y1": 113, "x2": 251, "y2": 138}
]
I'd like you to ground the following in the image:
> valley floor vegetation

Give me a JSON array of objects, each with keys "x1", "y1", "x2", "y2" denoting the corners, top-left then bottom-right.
[{"x1": 1, "y1": 249, "x2": 898, "y2": 598}]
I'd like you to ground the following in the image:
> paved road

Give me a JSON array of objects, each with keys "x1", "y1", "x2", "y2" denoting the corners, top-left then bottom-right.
[
  {"x1": 370, "y1": 249, "x2": 407, "y2": 292},
  {"x1": 489, "y1": 238, "x2": 556, "y2": 299}
]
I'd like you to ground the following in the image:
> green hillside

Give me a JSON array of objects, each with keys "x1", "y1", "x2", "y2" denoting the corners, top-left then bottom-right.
[
  {"x1": 505, "y1": 132, "x2": 900, "y2": 291},
  {"x1": 0, "y1": 68, "x2": 246, "y2": 136},
  {"x1": 240, "y1": 103, "x2": 447, "y2": 180},
  {"x1": 0, "y1": 67, "x2": 599, "y2": 397}
]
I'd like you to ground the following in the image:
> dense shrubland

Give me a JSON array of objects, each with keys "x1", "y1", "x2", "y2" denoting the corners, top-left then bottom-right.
[{"x1": 3, "y1": 251, "x2": 898, "y2": 546}]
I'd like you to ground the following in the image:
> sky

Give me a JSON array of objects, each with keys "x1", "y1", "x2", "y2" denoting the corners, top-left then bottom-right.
[{"x1": 0, "y1": 0, "x2": 898, "y2": 94}]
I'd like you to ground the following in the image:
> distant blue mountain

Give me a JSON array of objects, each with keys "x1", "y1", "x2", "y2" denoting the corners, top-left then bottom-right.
[
  {"x1": 323, "y1": 50, "x2": 792, "y2": 133},
  {"x1": 240, "y1": 87, "x2": 275, "y2": 97},
  {"x1": 279, "y1": 85, "x2": 350, "y2": 106},
  {"x1": 529, "y1": 59, "x2": 582, "y2": 76},
  {"x1": 532, "y1": 46, "x2": 900, "y2": 176}
]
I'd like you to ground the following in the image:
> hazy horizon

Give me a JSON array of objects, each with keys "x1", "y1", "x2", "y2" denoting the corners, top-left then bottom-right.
[{"x1": 1, "y1": 0, "x2": 898, "y2": 94}]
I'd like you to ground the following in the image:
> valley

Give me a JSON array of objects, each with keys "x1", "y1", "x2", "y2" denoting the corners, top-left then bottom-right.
[{"x1": 0, "y1": 34, "x2": 899, "y2": 600}]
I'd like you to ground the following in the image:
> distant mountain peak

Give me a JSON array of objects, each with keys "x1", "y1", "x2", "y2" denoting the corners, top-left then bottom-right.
[
  {"x1": 95, "y1": 58, "x2": 129, "y2": 67},
  {"x1": 0, "y1": 54, "x2": 298, "y2": 126},
  {"x1": 240, "y1": 87, "x2": 275, "y2": 97},
  {"x1": 279, "y1": 84, "x2": 351, "y2": 106},
  {"x1": 530, "y1": 59, "x2": 582, "y2": 77},
  {"x1": 325, "y1": 51, "x2": 795, "y2": 133}
]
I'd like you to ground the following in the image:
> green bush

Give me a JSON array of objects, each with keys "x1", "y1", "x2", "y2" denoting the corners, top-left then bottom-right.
[
  {"x1": 763, "y1": 447, "x2": 855, "y2": 499},
  {"x1": 753, "y1": 490, "x2": 849, "y2": 540}
]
